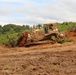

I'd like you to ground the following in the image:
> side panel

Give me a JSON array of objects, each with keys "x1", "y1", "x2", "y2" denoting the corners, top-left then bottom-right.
[{"x1": 31, "y1": 29, "x2": 45, "y2": 41}]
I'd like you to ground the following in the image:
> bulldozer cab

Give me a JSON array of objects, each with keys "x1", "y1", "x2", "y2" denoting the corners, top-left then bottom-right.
[{"x1": 43, "y1": 22, "x2": 57, "y2": 34}]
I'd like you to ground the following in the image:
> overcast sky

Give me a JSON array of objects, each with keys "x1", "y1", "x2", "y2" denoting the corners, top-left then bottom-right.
[{"x1": 0, "y1": 0, "x2": 76, "y2": 25}]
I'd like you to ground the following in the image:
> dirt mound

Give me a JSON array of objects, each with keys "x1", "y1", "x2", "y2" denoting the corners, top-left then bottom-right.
[
  {"x1": 65, "y1": 28, "x2": 76, "y2": 41},
  {"x1": 17, "y1": 31, "x2": 28, "y2": 47},
  {"x1": 0, "y1": 44, "x2": 6, "y2": 48}
]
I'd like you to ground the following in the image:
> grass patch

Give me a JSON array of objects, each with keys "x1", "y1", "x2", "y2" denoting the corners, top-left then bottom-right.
[
  {"x1": 51, "y1": 65, "x2": 59, "y2": 69},
  {"x1": 58, "y1": 39, "x2": 74, "y2": 44},
  {"x1": 4, "y1": 65, "x2": 12, "y2": 70},
  {"x1": 57, "y1": 22, "x2": 76, "y2": 31}
]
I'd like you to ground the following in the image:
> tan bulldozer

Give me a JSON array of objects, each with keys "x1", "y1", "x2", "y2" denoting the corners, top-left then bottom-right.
[{"x1": 17, "y1": 22, "x2": 64, "y2": 47}]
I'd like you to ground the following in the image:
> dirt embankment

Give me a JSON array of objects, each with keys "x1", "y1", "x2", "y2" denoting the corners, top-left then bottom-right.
[{"x1": 65, "y1": 28, "x2": 76, "y2": 41}]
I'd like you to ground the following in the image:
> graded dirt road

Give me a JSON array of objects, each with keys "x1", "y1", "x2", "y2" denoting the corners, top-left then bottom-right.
[{"x1": 0, "y1": 42, "x2": 76, "y2": 75}]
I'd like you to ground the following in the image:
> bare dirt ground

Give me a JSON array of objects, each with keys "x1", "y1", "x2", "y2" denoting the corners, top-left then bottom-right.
[
  {"x1": 0, "y1": 42, "x2": 76, "y2": 75},
  {"x1": 0, "y1": 29, "x2": 76, "y2": 75}
]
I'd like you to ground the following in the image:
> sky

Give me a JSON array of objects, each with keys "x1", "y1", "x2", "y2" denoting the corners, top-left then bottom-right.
[{"x1": 0, "y1": 0, "x2": 76, "y2": 26}]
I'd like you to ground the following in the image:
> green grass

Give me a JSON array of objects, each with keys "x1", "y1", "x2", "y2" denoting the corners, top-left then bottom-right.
[
  {"x1": 57, "y1": 22, "x2": 76, "y2": 31},
  {"x1": 58, "y1": 39, "x2": 74, "y2": 44},
  {"x1": 4, "y1": 65, "x2": 12, "y2": 70}
]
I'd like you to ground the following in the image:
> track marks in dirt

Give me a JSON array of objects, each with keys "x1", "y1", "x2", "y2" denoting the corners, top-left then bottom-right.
[
  {"x1": 0, "y1": 50, "x2": 76, "y2": 75},
  {"x1": 0, "y1": 43, "x2": 76, "y2": 75}
]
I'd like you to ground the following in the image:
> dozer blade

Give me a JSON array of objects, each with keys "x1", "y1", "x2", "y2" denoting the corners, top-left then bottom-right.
[{"x1": 25, "y1": 40, "x2": 53, "y2": 46}]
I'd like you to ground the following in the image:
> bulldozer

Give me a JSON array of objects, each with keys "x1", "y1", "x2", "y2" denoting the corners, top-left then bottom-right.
[{"x1": 17, "y1": 22, "x2": 64, "y2": 47}]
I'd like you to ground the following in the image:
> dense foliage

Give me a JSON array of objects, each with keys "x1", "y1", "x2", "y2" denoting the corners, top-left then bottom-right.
[{"x1": 0, "y1": 24, "x2": 31, "y2": 44}]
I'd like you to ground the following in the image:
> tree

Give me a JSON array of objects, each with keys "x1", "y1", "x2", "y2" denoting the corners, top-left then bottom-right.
[
  {"x1": 36, "y1": 24, "x2": 42, "y2": 29},
  {"x1": 25, "y1": 25, "x2": 30, "y2": 29},
  {"x1": 0, "y1": 25, "x2": 2, "y2": 33}
]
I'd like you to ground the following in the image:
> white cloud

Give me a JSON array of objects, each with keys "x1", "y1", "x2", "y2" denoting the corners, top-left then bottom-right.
[
  {"x1": 0, "y1": 0, "x2": 22, "y2": 2},
  {"x1": 0, "y1": 0, "x2": 76, "y2": 25}
]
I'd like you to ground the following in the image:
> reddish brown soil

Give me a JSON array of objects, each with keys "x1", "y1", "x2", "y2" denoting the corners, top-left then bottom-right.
[
  {"x1": 0, "y1": 42, "x2": 76, "y2": 75},
  {"x1": 65, "y1": 28, "x2": 76, "y2": 41}
]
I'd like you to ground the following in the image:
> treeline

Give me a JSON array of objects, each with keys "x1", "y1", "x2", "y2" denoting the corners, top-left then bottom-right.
[
  {"x1": 0, "y1": 24, "x2": 31, "y2": 44},
  {"x1": 0, "y1": 22, "x2": 76, "y2": 34},
  {"x1": 0, "y1": 24, "x2": 31, "y2": 34}
]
